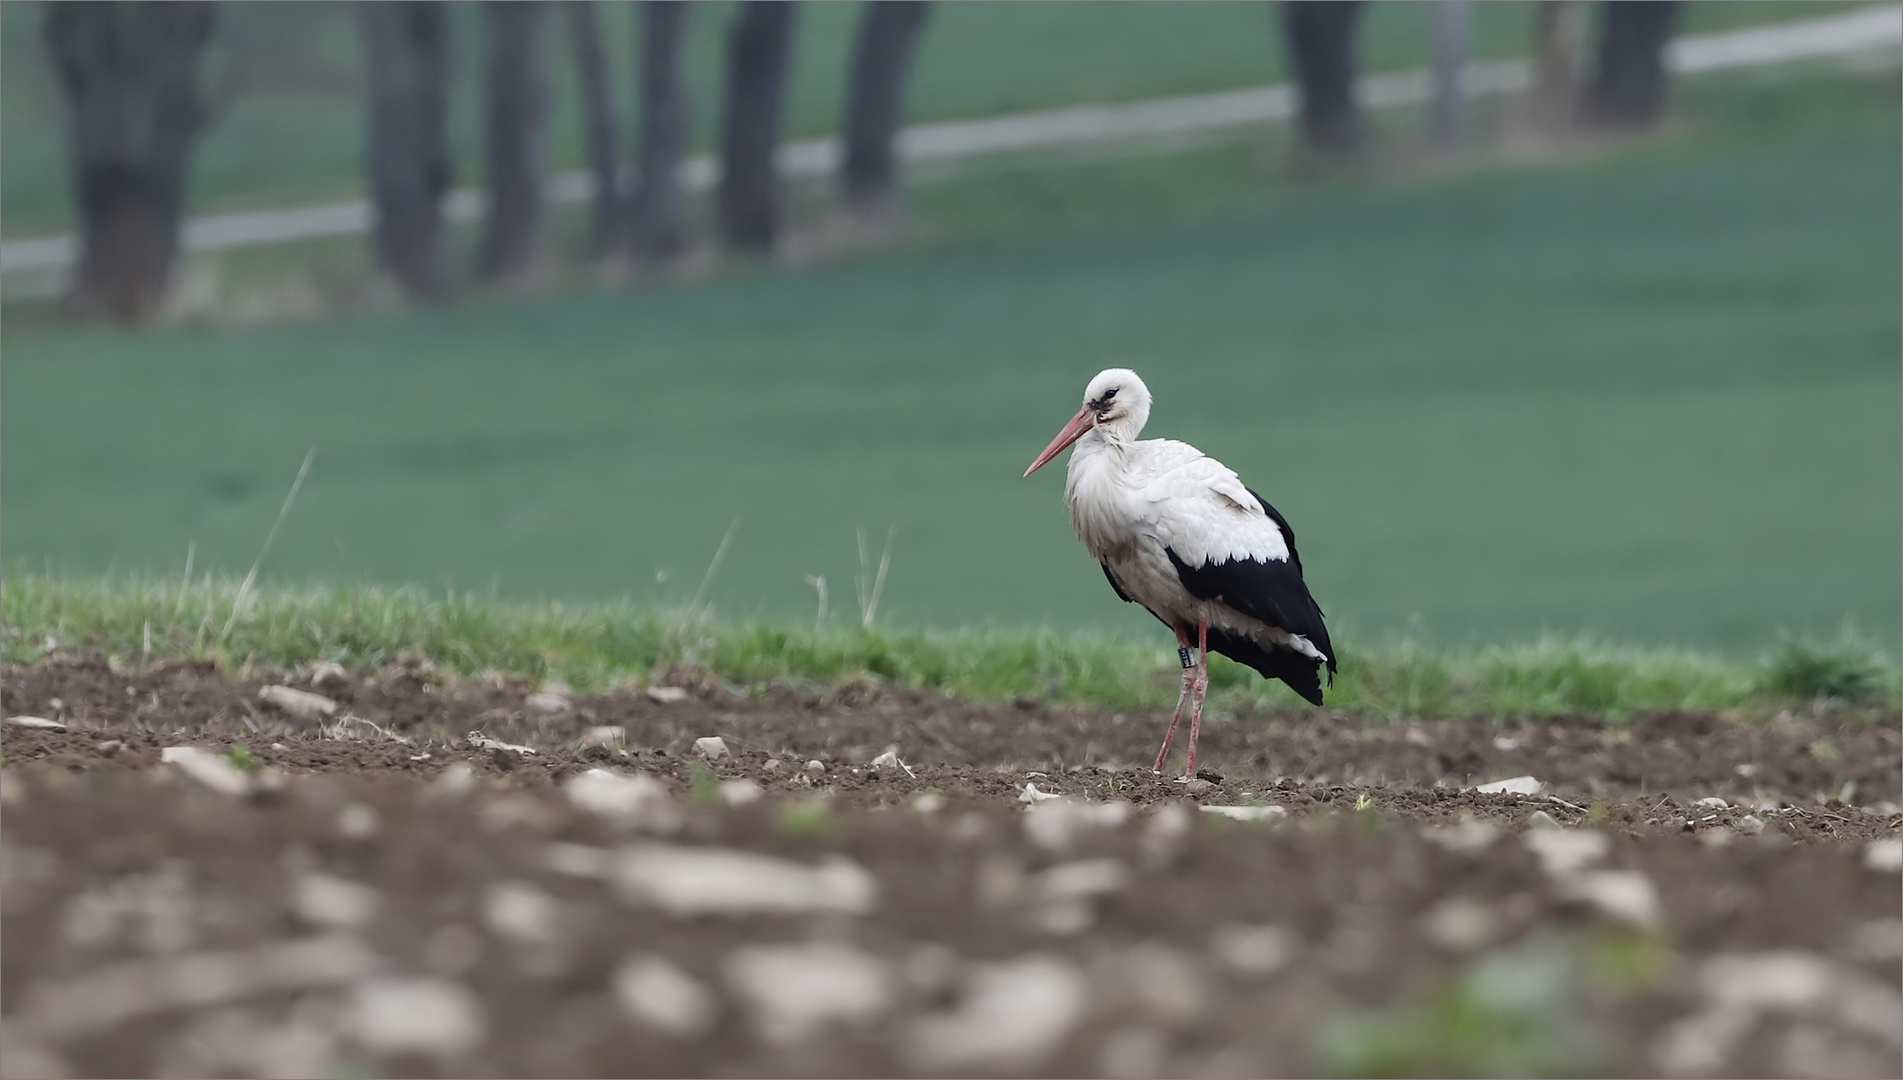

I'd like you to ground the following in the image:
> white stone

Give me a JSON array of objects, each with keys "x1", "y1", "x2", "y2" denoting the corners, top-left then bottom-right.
[
  {"x1": 1139, "y1": 803, "x2": 1193, "y2": 867},
  {"x1": 258, "y1": 685, "x2": 338, "y2": 722},
  {"x1": 1422, "y1": 821, "x2": 1500, "y2": 856},
  {"x1": 429, "y1": 762, "x2": 478, "y2": 799},
  {"x1": 160, "y1": 746, "x2": 252, "y2": 797},
  {"x1": 1475, "y1": 775, "x2": 1543, "y2": 795},
  {"x1": 1863, "y1": 839, "x2": 1902, "y2": 873},
  {"x1": 1492, "y1": 736, "x2": 1519, "y2": 751},
  {"x1": 1652, "y1": 1006, "x2": 1755, "y2": 1076},
  {"x1": 1022, "y1": 798, "x2": 1132, "y2": 853},
  {"x1": 579, "y1": 726, "x2": 624, "y2": 749},
  {"x1": 1036, "y1": 859, "x2": 1131, "y2": 902},
  {"x1": 1701, "y1": 952, "x2": 1833, "y2": 1012},
  {"x1": 718, "y1": 779, "x2": 763, "y2": 807},
  {"x1": 1522, "y1": 828, "x2": 1610, "y2": 877},
  {"x1": 291, "y1": 874, "x2": 380, "y2": 930},
  {"x1": 724, "y1": 942, "x2": 891, "y2": 1043},
  {"x1": 22, "y1": 934, "x2": 384, "y2": 1040},
  {"x1": 336, "y1": 803, "x2": 379, "y2": 840},
  {"x1": 646, "y1": 686, "x2": 690, "y2": 704},
  {"x1": 1695, "y1": 797, "x2": 1730, "y2": 809},
  {"x1": 1423, "y1": 897, "x2": 1497, "y2": 951},
  {"x1": 905, "y1": 955, "x2": 1087, "y2": 1072},
  {"x1": 613, "y1": 845, "x2": 877, "y2": 916},
  {"x1": 694, "y1": 736, "x2": 730, "y2": 760},
  {"x1": 1199, "y1": 804, "x2": 1288, "y2": 822},
  {"x1": 4, "y1": 716, "x2": 65, "y2": 730},
  {"x1": 1733, "y1": 816, "x2": 1766, "y2": 837},
  {"x1": 345, "y1": 976, "x2": 485, "y2": 1058},
  {"x1": 525, "y1": 692, "x2": 572, "y2": 715},
  {"x1": 805, "y1": 759, "x2": 826, "y2": 774},
  {"x1": 1560, "y1": 870, "x2": 1663, "y2": 931},
  {"x1": 614, "y1": 954, "x2": 716, "y2": 1037},
  {"x1": 480, "y1": 881, "x2": 558, "y2": 945},
  {"x1": 1017, "y1": 782, "x2": 1061, "y2": 803},
  {"x1": 1209, "y1": 923, "x2": 1295, "y2": 977},
  {"x1": 563, "y1": 769, "x2": 682, "y2": 833},
  {"x1": 467, "y1": 733, "x2": 536, "y2": 754},
  {"x1": 870, "y1": 746, "x2": 917, "y2": 778},
  {"x1": 307, "y1": 662, "x2": 348, "y2": 687}
]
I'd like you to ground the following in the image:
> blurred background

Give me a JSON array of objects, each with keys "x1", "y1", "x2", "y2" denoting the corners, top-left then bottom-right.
[{"x1": 3, "y1": 0, "x2": 1898, "y2": 649}]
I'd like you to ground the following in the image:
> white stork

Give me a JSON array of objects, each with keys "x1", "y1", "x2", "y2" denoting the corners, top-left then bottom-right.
[{"x1": 1024, "y1": 368, "x2": 1335, "y2": 776}]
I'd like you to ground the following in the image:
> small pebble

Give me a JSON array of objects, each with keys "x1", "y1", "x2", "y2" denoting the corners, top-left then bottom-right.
[
  {"x1": 615, "y1": 954, "x2": 716, "y2": 1037},
  {"x1": 806, "y1": 760, "x2": 826, "y2": 774},
  {"x1": 292, "y1": 873, "x2": 381, "y2": 929},
  {"x1": 337, "y1": 803, "x2": 380, "y2": 840},
  {"x1": 719, "y1": 779, "x2": 764, "y2": 806},
  {"x1": 346, "y1": 976, "x2": 486, "y2": 1058},
  {"x1": 695, "y1": 736, "x2": 730, "y2": 761},
  {"x1": 525, "y1": 692, "x2": 572, "y2": 715},
  {"x1": 647, "y1": 686, "x2": 689, "y2": 704},
  {"x1": 258, "y1": 685, "x2": 338, "y2": 723},
  {"x1": 580, "y1": 726, "x2": 625, "y2": 749},
  {"x1": 1864, "y1": 839, "x2": 1903, "y2": 873}
]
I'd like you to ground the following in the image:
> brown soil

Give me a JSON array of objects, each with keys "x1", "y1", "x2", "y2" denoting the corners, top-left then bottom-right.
[{"x1": 3, "y1": 655, "x2": 1899, "y2": 1078}]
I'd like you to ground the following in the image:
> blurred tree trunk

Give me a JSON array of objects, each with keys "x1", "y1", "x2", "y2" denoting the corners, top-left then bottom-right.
[
  {"x1": 627, "y1": 0, "x2": 690, "y2": 262},
  {"x1": 361, "y1": 1, "x2": 451, "y2": 299},
  {"x1": 840, "y1": 1, "x2": 930, "y2": 229},
  {"x1": 1279, "y1": 1, "x2": 1363, "y2": 159},
  {"x1": 44, "y1": 1, "x2": 215, "y2": 323},
  {"x1": 479, "y1": 1, "x2": 548, "y2": 284},
  {"x1": 1428, "y1": 1, "x2": 1468, "y2": 152},
  {"x1": 567, "y1": 2, "x2": 619, "y2": 260},
  {"x1": 718, "y1": 1, "x2": 797, "y2": 252},
  {"x1": 1530, "y1": 0, "x2": 1584, "y2": 132},
  {"x1": 1581, "y1": 0, "x2": 1678, "y2": 129}
]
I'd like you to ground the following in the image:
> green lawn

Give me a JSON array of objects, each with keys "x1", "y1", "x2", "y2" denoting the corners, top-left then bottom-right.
[
  {"x1": 6, "y1": 65, "x2": 1897, "y2": 650},
  {"x1": 0, "y1": 0, "x2": 1864, "y2": 236}
]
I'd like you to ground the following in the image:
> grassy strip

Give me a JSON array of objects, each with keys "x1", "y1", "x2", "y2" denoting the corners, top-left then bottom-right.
[{"x1": 4, "y1": 574, "x2": 1896, "y2": 720}]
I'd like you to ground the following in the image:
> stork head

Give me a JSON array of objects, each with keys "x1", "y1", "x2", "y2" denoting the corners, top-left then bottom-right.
[{"x1": 1023, "y1": 368, "x2": 1152, "y2": 477}]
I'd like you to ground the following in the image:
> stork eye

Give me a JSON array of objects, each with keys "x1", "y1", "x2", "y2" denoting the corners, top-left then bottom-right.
[{"x1": 1102, "y1": 387, "x2": 1119, "y2": 401}]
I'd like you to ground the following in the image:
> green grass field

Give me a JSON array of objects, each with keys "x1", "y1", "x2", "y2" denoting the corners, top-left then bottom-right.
[
  {"x1": 6, "y1": 574, "x2": 1896, "y2": 716},
  {"x1": 5, "y1": 65, "x2": 1898, "y2": 650},
  {"x1": 0, "y1": 0, "x2": 1861, "y2": 236}
]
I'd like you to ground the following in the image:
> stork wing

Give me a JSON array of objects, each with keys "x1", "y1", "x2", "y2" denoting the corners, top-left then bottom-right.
[{"x1": 1135, "y1": 445, "x2": 1333, "y2": 665}]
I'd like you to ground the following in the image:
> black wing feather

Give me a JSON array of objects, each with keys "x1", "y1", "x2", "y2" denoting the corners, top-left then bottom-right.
[{"x1": 1164, "y1": 490, "x2": 1337, "y2": 698}]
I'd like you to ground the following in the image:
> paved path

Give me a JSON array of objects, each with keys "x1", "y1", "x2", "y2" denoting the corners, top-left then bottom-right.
[{"x1": 4, "y1": 4, "x2": 1896, "y2": 280}]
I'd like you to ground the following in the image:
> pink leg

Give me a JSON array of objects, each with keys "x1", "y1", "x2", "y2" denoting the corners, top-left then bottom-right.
[
  {"x1": 1152, "y1": 625, "x2": 1196, "y2": 773},
  {"x1": 1184, "y1": 621, "x2": 1210, "y2": 777}
]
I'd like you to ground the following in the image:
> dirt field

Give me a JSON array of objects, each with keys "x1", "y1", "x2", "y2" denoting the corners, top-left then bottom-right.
[{"x1": 4, "y1": 655, "x2": 1899, "y2": 1078}]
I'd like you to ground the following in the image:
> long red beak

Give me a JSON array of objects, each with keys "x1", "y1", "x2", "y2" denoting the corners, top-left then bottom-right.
[{"x1": 1023, "y1": 406, "x2": 1095, "y2": 477}]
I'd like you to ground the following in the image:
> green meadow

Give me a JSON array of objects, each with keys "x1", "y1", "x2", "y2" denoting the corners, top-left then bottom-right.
[
  {"x1": 5, "y1": 63, "x2": 1898, "y2": 650},
  {"x1": 0, "y1": 0, "x2": 1862, "y2": 235}
]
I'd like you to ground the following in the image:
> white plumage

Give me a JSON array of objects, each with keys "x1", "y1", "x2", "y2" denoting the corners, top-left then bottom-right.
[{"x1": 1025, "y1": 368, "x2": 1335, "y2": 776}]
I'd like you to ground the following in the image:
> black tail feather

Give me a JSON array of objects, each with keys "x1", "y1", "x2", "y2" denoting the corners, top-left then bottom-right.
[{"x1": 1205, "y1": 626, "x2": 1327, "y2": 707}]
